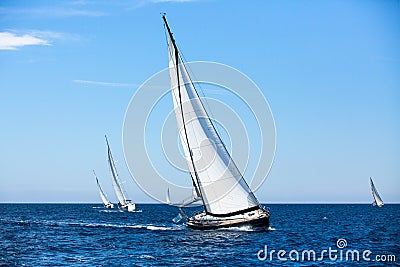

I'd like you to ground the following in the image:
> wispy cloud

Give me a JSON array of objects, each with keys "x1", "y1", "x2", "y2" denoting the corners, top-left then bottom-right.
[
  {"x1": 67, "y1": 0, "x2": 92, "y2": 6},
  {"x1": 128, "y1": 0, "x2": 199, "y2": 9},
  {"x1": 26, "y1": 30, "x2": 81, "y2": 42},
  {"x1": 0, "y1": 7, "x2": 106, "y2": 18},
  {"x1": 0, "y1": 30, "x2": 81, "y2": 50},
  {"x1": 0, "y1": 32, "x2": 50, "y2": 50},
  {"x1": 73, "y1": 79, "x2": 140, "y2": 87},
  {"x1": 150, "y1": 0, "x2": 197, "y2": 2}
]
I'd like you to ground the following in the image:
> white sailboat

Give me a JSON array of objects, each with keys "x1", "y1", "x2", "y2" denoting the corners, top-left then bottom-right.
[
  {"x1": 370, "y1": 177, "x2": 384, "y2": 207},
  {"x1": 105, "y1": 136, "x2": 135, "y2": 212},
  {"x1": 162, "y1": 15, "x2": 270, "y2": 229},
  {"x1": 93, "y1": 170, "x2": 114, "y2": 209}
]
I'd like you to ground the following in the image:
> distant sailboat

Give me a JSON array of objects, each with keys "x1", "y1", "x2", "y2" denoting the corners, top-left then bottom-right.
[
  {"x1": 162, "y1": 15, "x2": 270, "y2": 230},
  {"x1": 105, "y1": 136, "x2": 135, "y2": 212},
  {"x1": 93, "y1": 170, "x2": 114, "y2": 209},
  {"x1": 370, "y1": 177, "x2": 384, "y2": 207}
]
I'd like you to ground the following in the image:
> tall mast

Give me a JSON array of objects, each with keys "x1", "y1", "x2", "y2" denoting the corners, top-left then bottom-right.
[
  {"x1": 94, "y1": 170, "x2": 110, "y2": 205},
  {"x1": 105, "y1": 135, "x2": 127, "y2": 204},
  {"x1": 370, "y1": 177, "x2": 383, "y2": 206},
  {"x1": 162, "y1": 14, "x2": 204, "y2": 202}
]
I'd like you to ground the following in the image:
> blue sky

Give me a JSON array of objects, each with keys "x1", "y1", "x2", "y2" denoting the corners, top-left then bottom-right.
[{"x1": 0, "y1": 0, "x2": 399, "y2": 203}]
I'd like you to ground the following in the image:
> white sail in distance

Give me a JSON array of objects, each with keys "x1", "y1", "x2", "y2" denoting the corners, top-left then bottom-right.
[
  {"x1": 370, "y1": 177, "x2": 384, "y2": 207},
  {"x1": 94, "y1": 170, "x2": 112, "y2": 206},
  {"x1": 106, "y1": 136, "x2": 128, "y2": 206},
  {"x1": 164, "y1": 19, "x2": 259, "y2": 217}
]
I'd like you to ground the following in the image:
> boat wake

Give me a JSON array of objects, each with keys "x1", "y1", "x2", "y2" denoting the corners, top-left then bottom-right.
[
  {"x1": 5, "y1": 219, "x2": 182, "y2": 231},
  {"x1": 214, "y1": 225, "x2": 274, "y2": 232},
  {"x1": 139, "y1": 255, "x2": 156, "y2": 260},
  {"x1": 69, "y1": 221, "x2": 179, "y2": 231},
  {"x1": 99, "y1": 209, "x2": 119, "y2": 213},
  {"x1": 85, "y1": 223, "x2": 179, "y2": 231},
  {"x1": 129, "y1": 209, "x2": 142, "y2": 213},
  {"x1": 218, "y1": 225, "x2": 256, "y2": 232},
  {"x1": 99, "y1": 209, "x2": 142, "y2": 213}
]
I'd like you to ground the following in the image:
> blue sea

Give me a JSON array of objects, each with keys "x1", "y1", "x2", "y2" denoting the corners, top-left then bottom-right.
[{"x1": 1, "y1": 204, "x2": 399, "y2": 266}]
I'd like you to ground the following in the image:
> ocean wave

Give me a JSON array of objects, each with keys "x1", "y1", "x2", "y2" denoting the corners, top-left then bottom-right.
[
  {"x1": 99, "y1": 210, "x2": 119, "y2": 213},
  {"x1": 98, "y1": 209, "x2": 139, "y2": 213},
  {"x1": 213, "y1": 225, "x2": 273, "y2": 232},
  {"x1": 146, "y1": 225, "x2": 169, "y2": 231},
  {"x1": 139, "y1": 255, "x2": 156, "y2": 260},
  {"x1": 132, "y1": 210, "x2": 143, "y2": 213},
  {"x1": 3, "y1": 219, "x2": 179, "y2": 232},
  {"x1": 99, "y1": 209, "x2": 142, "y2": 213},
  {"x1": 219, "y1": 225, "x2": 256, "y2": 232},
  {"x1": 83, "y1": 222, "x2": 177, "y2": 231}
]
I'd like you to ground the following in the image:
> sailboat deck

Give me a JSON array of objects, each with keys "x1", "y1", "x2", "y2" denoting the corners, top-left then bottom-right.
[{"x1": 187, "y1": 208, "x2": 270, "y2": 230}]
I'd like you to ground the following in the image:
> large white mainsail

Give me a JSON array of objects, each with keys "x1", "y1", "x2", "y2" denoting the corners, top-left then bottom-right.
[
  {"x1": 370, "y1": 177, "x2": 384, "y2": 207},
  {"x1": 105, "y1": 136, "x2": 130, "y2": 207},
  {"x1": 164, "y1": 17, "x2": 259, "y2": 217},
  {"x1": 93, "y1": 170, "x2": 114, "y2": 208}
]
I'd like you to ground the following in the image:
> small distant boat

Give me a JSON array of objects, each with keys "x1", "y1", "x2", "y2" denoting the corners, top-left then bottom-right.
[
  {"x1": 93, "y1": 170, "x2": 114, "y2": 209},
  {"x1": 370, "y1": 177, "x2": 384, "y2": 207},
  {"x1": 162, "y1": 15, "x2": 270, "y2": 230},
  {"x1": 105, "y1": 136, "x2": 135, "y2": 212}
]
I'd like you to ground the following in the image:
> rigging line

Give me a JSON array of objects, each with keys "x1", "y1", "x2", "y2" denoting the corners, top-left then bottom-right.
[
  {"x1": 163, "y1": 16, "x2": 204, "y2": 203},
  {"x1": 163, "y1": 23, "x2": 197, "y2": 190},
  {"x1": 106, "y1": 137, "x2": 129, "y2": 201},
  {"x1": 177, "y1": 48, "x2": 226, "y2": 141},
  {"x1": 179, "y1": 54, "x2": 259, "y2": 205},
  {"x1": 164, "y1": 25, "x2": 184, "y2": 115},
  {"x1": 178, "y1": 51, "x2": 256, "y2": 200},
  {"x1": 175, "y1": 41, "x2": 259, "y2": 202},
  {"x1": 163, "y1": 16, "x2": 258, "y2": 214},
  {"x1": 175, "y1": 46, "x2": 206, "y2": 207},
  {"x1": 174, "y1": 42, "x2": 205, "y2": 203},
  {"x1": 163, "y1": 25, "x2": 218, "y2": 142},
  {"x1": 178, "y1": 51, "x2": 233, "y2": 162},
  {"x1": 177, "y1": 48, "x2": 258, "y2": 206}
]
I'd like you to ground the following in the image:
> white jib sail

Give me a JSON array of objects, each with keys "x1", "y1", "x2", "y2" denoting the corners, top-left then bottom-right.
[
  {"x1": 166, "y1": 21, "x2": 259, "y2": 216},
  {"x1": 106, "y1": 137, "x2": 127, "y2": 206},
  {"x1": 370, "y1": 177, "x2": 384, "y2": 207},
  {"x1": 94, "y1": 170, "x2": 111, "y2": 206}
]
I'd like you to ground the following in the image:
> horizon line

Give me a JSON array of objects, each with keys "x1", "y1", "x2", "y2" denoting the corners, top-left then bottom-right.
[{"x1": 0, "y1": 202, "x2": 398, "y2": 204}]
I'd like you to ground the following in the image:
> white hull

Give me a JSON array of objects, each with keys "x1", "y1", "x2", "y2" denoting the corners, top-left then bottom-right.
[
  {"x1": 106, "y1": 136, "x2": 136, "y2": 212},
  {"x1": 104, "y1": 203, "x2": 114, "y2": 209},
  {"x1": 94, "y1": 170, "x2": 115, "y2": 210},
  {"x1": 187, "y1": 208, "x2": 270, "y2": 230},
  {"x1": 162, "y1": 15, "x2": 269, "y2": 229},
  {"x1": 370, "y1": 177, "x2": 384, "y2": 207},
  {"x1": 373, "y1": 201, "x2": 384, "y2": 207},
  {"x1": 118, "y1": 201, "x2": 135, "y2": 212}
]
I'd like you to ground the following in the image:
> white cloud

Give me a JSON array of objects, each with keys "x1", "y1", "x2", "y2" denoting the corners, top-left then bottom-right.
[
  {"x1": 73, "y1": 79, "x2": 140, "y2": 87},
  {"x1": 68, "y1": 0, "x2": 92, "y2": 6},
  {"x1": 27, "y1": 30, "x2": 81, "y2": 42},
  {"x1": 151, "y1": 0, "x2": 197, "y2": 2},
  {"x1": 0, "y1": 32, "x2": 50, "y2": 50},
  {"x1": 0, "y1": 30, "x2": 79, "y2": 50},
  {"x1": 0, "y1": 7, "x2": 106, "y2": 18},
  {"x1": 130, "y1": 0, "x2": 198, "y2": 9}
]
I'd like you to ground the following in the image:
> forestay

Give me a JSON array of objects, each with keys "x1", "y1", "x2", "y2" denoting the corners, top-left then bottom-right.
[
  {"x1": 370, "y1": 177, "x2": 384, "y2": 207},
  {"x1": 94, "y1": 170, "x2": 111, "y2": 206},
  {"x1": 165, "y1": 18, "x2": 259, "y2": 217},
  {"x1": 106, "y1": 136, "x2": 127, "y2": 206}
]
